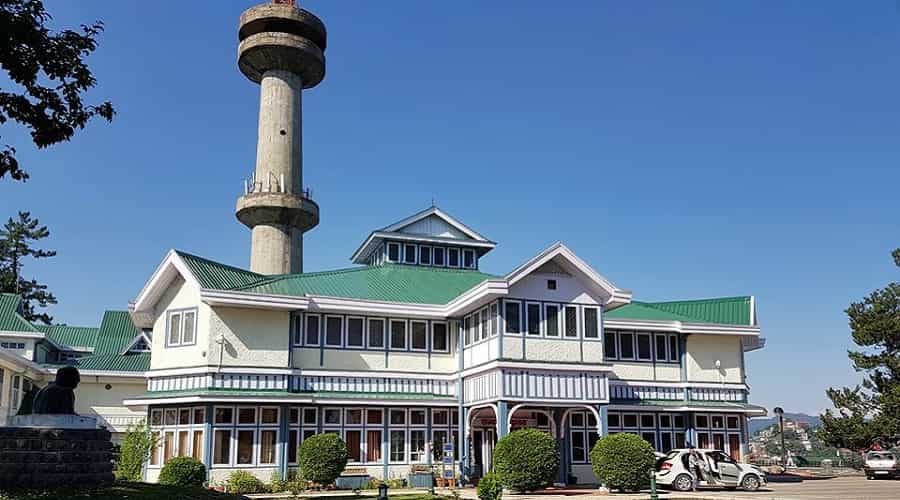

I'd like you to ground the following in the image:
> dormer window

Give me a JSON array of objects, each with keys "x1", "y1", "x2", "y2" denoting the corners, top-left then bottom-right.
[
  {"x1": 403, "y1": 244, "x2": 417, "y2": 264},
  {"x1": 447, "y1": 248, "x2": 460, "y2": 267},
  {"x1": 386, "y1": 242, "x2": 400, "y2": 263},
  {"x1": 462, "y1": 249, "x2": 475, "y2": 269}
]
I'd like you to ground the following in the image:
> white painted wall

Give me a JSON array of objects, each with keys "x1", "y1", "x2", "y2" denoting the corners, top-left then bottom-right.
[
  {"x1": 149, "y1": 275, "x2": 210, "y2": 371},
  {"x1": 523, "y1": 338, "x2": 581, "y2": 362},
  {"x1": 507, "y1": 271, "x2": 604, "y2": 306},
  {"x1": 75, "y1": 377, "x2": 146, "y2": 435},
  {"x1": 399, "y1": 214, "x2": 468, "y2": 239},
  {"x1": 208, "y1": 306, "x2": 290, "y2": 368},
  {"x1": 686, "y1": 334, "x2": 743, "y2": 383}
]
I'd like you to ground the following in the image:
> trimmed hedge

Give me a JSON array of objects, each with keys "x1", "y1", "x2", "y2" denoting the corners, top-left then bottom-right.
[
  {"x1": 590, "y1": 433, "x2": 656, "y2": 492},
  {"x1": 477, "y1": 472, "x2": 503, "y2": 500},
  {"x1": 158, "y1": 456, "x2": 206, "y2": 487},
  {"x1": 226, "y1": 470, "x2": 266, "y2": 494},
  {"x1": 493, "y1": 428, "x2": 558, "y2": 492},
  {"x1": 115, "y1": 421, "x2": 156, "y2": 482},
  {"x1": 298, "y1": 432, "x2": 349, "y2": 486}
]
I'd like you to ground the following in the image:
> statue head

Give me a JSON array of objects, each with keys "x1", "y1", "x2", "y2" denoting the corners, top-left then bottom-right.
[{"x1": 55, "y1": 366, "x2": 80, "y2": 389}]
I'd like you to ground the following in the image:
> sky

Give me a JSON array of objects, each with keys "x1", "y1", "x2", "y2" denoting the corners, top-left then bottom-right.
[{"x1": 1, "y1": 1, "x2": 898, "y2": 415}]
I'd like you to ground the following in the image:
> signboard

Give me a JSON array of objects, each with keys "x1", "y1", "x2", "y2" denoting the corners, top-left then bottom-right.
[
  {"x1": 443, "y1": 442, "x2": 454, "y2": 453},
  {"x1": 442, "y1": 455, "x2": 454, "y2": 465},
  {"x1": 443, "y1": 468, "x2": 455, "y2": 479}
]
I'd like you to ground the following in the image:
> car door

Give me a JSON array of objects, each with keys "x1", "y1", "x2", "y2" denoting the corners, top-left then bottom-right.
[{"x1": 711, "y1": 451, "x2": 741, "y2": 485}]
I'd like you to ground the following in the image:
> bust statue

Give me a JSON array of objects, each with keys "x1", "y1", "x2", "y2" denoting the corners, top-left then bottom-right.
[{"x1": 31, "y1": 366, "x2": 80, "y2": 415}]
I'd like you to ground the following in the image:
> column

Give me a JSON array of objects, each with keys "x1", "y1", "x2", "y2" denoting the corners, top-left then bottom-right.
[
  {"x1": 278, "y1": 403, "x2": 290, "y2": 480},
  {"x1": 203, "y1": 403, "x2": 214, "y2": 482},
  {"x1": 382, "y1": 407, "x2": 389, "y2": 479},
  {"x1": 685, "y1": 412, "x2": 696, "y2": 447},
  {"x1": 555, "y1": 408, "x2": 567, "y2": 486},
  {"x1": 599, "y1": 406, "x2": 608, "y2": 437},
  {"x1": 497, "y1": 402, "x2": 508, "y2": 438}
]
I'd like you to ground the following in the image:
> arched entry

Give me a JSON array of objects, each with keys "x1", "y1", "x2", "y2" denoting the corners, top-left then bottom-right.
[{"x1": 467, "y1": 404, "x2": 498, "y2": 479}]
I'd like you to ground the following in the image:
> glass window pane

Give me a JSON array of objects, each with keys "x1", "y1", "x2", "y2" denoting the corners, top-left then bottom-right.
[
  {"x1": 303, "y1": 408, "x2": 317, "y2": 425},
  {"x1": 367, "y1": 409, "x2": 383, "y2": 425},
  {"x1": 637, "y1": 334, "x2": 652, "y2": 360},
  {"x1": 150, "y1": 410, "x2": 162, "y2": 426},
  {"x1": 504, "y1": 302, "x2": 521, "y2": 333},
  {"x1": 390, "y1": 409, "x2": 406, "y2": 425},
  {"x1": 179, "y1": 408, "x2": 191, "y2": 425},
  {"x1": 237, "y1": 430, "x2": 254, "y2": 464},
  {"x1": 182, "y1": 311, "x2": 195, "y2": 344},
  {"x1": 607, "y1": 413, "x2": 620, "y2": 428},
  {"x1": 433, "y1": 410, "x2": 448, "y2": 426},
  {"x1": 390, "y1": 430, "x2": 405, "y2": 461},
  {"x1": 305, "y1": 315, "x2": 320, "y2": 345},
  {"x1": 404, "y1": 244, "x2": 417, "y2": 264},
  {"x1": 410, "y1": 410, "x2": 426, "y2": 426},
  {"x1": 347, "y1": 318, "x2": 364, "y2": 347},
  {"x1": 215, "y1": 407, "x2": 233, "y2": 425},
  {"x1": 604, "y1": 331, "x2": 617, "y2": 358},
  {"x1": 655, "y1": 335, "x2": 668, "y2": 361},
  {"x1": 390, "y1": 321, "x2": 406, "y2": 349},
  {"x1": 433, "y1": 247, "x2": 445, "y2": 266},
  {"x1": 410, "y1": 430, "x2": 426, "y2": 462},
  {"x1": 420, "y1": 246, "x2": 432, "y2": 265},
  {"x1": 261, "y1": 407, "x2": 279, "y2": 425},
  {"x1": 584, "y1": 308, "x2": 598, "y2": 338},
  {"x1": 192, "y1": 430, "x2": 203, "y2": 461},
  {"x1": 564, "y1": 306, "x2": 578, "y2": 337},
  {"x1": 462, "y1": 250, "x2": 474, "y2": 268},
  {"x1": 326, "y1": 316, "x2": 343, "y2": 346},
  {"x1": 367, "y1": 430, "x2": 382, "y2": 462},
  {"x1": 623, "y1": 414, "x2": 638, "y2": 428},
  {"x1": 411, "y1": 322, "x2": 427, "y2": 350},
  {"x1": 193, "y1": 408, "x2": 205, "y2": 425},
  {"x1": 571, "y1": 431, "x2": 586, "y2": 462},
  {"x1": 546, "y1": 305, "x2": 559, "y2": 336},
  {"x1": 346, "y1": 409, "x2": 362, "y2": 425},
  {"x1": 696, "y1": 415, "x2": 709, "y2": 429},
  {"x1": 213, "y1": 430, "x2": 231, "y2": 464},
  {"x1": 620, "y1": 332, "x2": 635, "y2": 359},
  {"x1": 165, "y1": 409, "x2": 177, "y2": 426},
  {"x1": 368, "y1": 319, "x2": 385, "y2": 348},
  {"x1": 387, "y1": 243, "x2": 400, "y2": 262},
  {"x1": 324, "y1": 409, "x2": 341, "y2": 425},
  {"x1": 669, "y1": 335, "x2": 679, "y2": 362},
  {"x1": 168, "y1": 313, "x2": 181, "y2": 345},
  {"x1": 289, "y1": 429, "x2": 299, "y2": 464},
  {"x1": 178, "y1": 430, "x2": 189, "y2": 457},
  {"x1": 238, "y1": 407, "x2": 256, "y2": 425},
  {"x1": 641, "y1": 414, "x2": 655, "y2": 428},
  {"x1": 673, "y1": 415, "x2": 686, "y2": 429},
  {"x1": 432, "y1": 323, "x2": 447, "y2": 351},
  {"x1": 448, "y1": 248, "x2": 459, "y2": 267},
  {"x1": 480, "y1": 309, "x2": 489, "y2": 340},
  {"x1": 527, "y1": 304, "x2": 541, "y2": 336},
  {"x1": 346, "y1": 430, "x2": 362, "y2": 462},
  {"x1": 260, "y1": 430, "x2": 277, "y2": 464},
  {"x1": 163, "y1": 432, "x2": 175, "y2": 463}
]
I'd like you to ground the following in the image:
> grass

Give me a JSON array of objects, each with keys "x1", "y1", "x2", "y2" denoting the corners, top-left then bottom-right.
[{"x1": 0, "y1": 481, "x2": 246, "y2": 500}]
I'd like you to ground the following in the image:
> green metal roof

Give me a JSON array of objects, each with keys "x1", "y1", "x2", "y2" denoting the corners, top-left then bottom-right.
[
  {"x1": 233, "y1": 263, "x2": 496, "y2": 305},
  {"x1": 136, "y1": 388, "x2": 455, "y2": 401},
  {"x1": 615, "y1": 399, "x2": 765, "y2": 411},
  {"x1": 34, "y1": 324, "x2": 99, "y2": 350},
  {"x1": 176, "y1": 251, "x2": 264, "y2": 289},
  {"x1": 69, "y1": 353, "x2": 150, "y2": 372},
  {"x1": 0, "y1": 293, "x2": 39, "y2": 332},
  {"x1": 607, "y1": 297, "x2": 753, "y2": 326},
  {"x1": 94, "y1": 310, "x2": 140, "y2": 355}
]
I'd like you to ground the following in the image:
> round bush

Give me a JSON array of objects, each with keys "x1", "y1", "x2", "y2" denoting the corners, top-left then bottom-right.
[
  {"x1": 227, "y1": 470, "x2": 266, "y2": 494},
  {"x1": 477, "y1": 471, "x2": 503, "y2": 500},
  {"x1": 590, "y1": 433, "x2": 656, "y2": 492},
  {"x1": 493, "y1": 428, "x2": 558, "y2": 492},
  {"x1": 298, "y1": 432, "x2": 349, "y2": 486},
  {"x1": 158, "y1": 456, "x2": 206, "y2": 487}
]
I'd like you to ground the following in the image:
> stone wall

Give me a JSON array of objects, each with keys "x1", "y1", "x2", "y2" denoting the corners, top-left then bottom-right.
[{"x1": 0, "y1": 427, "x2": 114, "y2": 489}]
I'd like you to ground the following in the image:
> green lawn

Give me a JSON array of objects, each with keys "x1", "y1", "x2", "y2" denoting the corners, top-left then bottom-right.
[{"x1": 0, "y1": 482, "x2": 246, "y2": 500}]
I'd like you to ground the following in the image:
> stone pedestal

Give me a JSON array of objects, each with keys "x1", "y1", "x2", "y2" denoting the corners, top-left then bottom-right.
[
  {"x1": 9, "y1": 414, "x2": 97, "y2": 429},
  {"x1": 0, "y1": 425, "x2": 114, "y2": 489}
]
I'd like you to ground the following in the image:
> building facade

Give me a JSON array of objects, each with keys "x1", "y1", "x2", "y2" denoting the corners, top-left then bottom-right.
[{"x1": 123, "y1": 206, "x2": 766, "y2": 484}]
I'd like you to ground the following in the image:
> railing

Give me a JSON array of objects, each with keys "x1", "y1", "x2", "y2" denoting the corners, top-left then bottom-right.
[{"x1": 243, "y1": 171, "x2": 312, "y2": 200}]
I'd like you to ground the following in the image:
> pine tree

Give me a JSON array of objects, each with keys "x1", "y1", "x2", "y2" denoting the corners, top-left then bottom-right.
[
  {"x1": 0, "y1": 211, "x2": 57, "y2": 324},
  {"x1": 820, "y1": 249, "x2": 900, "y2": 450}
]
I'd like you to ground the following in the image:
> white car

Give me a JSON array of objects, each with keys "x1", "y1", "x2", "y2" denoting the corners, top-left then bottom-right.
[{"x1": 655, "y1": 448, "x2": 767, "y2": 492}]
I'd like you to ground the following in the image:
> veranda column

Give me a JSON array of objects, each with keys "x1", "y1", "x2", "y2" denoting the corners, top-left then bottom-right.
[
  {"x1": 203, "y1": 403, "x2": 214, "y2": 482},
  {"x1": 497, "y1": 401, "x2": 508, "y2": 437},
  {"x1": 278, "y1": 403, "x2": 290, "y2": 479}
]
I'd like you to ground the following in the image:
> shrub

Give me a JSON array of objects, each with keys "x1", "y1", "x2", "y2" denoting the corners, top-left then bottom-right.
[
  {"x1": 227, "y1": 470, "x2": 266, "y2": 494},
  {"x1": 158, "y1": 456, "x2": 206, "y2": 487},
  {"x1": 298, "y1": 432, "x2": 349, "y2": 486},
  {"x1": 493, "y1": 428, "x2": 558, "y2": 492},
  {"x1": 115, "y1": 421, "x2": 157, "y2": 482},
  {"x1": 477, "y1": 471, "x2": 503, "y2": 500},
  {"x1": 590, "y1": 433, "x2": 656, "y2": 492}
]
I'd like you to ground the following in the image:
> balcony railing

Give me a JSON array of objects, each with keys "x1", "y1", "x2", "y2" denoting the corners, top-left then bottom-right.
[{"x1": 243, "y1": 171, "x2": 312, "y2": 200}]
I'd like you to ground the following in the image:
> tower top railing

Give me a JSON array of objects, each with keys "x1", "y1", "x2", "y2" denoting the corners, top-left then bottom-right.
[{"x1": 243, "y1": 171, "x2": 312, "y2": 200}]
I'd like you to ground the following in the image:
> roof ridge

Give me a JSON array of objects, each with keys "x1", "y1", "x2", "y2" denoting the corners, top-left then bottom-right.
[
  {"x1": 232, "y1": 263, "x2": 498, "y2": 291},
  {"x1": 625, "y1": 301, "x2": 706, "y2": 322},
  {"x1": 175, "y1": 250, "x2": 262, "y2": 277},
  {"x1": 645, "y1": 296, "x2": 750, "y2": 305}
]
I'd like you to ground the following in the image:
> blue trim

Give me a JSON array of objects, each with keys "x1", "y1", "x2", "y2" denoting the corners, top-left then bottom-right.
[
  {"x1": 599, "y1": 406, "x2": 608, "y2": 436},
  {"x1": 278, "y1": 403, "x2": 290, "y2": 479},
  {"x1": 203, "y1": 403, "x2": 214, "y2": 482},
  {"x1": 382, "y1": 408, "x2": 389, "y2": 478},
  {"x1": 497, "y1": 401, "x2": 508, "y2": 437}
]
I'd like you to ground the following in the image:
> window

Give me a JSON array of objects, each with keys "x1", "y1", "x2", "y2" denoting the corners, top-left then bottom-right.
[
  {"x1": 641, "y1": 414, "x2": 655, "y2": 428},
  {"x1": 346, "y1": 409, "x2": 362, "y2": 425},
  {"x1": 367, "y1": 409, "x2": 383, "y2": 425},
  {"x1": 623, "y1": 414, "x2": 638, "y2": 428},
  {"x1": 432, "y1": 323, "x2": 448, "y2": 352},
  {"x1": 390, "y1": 320, "x2": 407, "y2": 349},
  {"x1": 564, "y1": 306, "x2": 578, "y2": 337},
  {"x1": 607, "y1": 413, "x2": 620, "y2": 428},
  {"x1": 261, "y1": 407, "x2": 278, "y2": 425},
  {"x1": 669, "y1": 334, "x2": 679, "y2": 362},
  {"x1": 191, "y1": 430, "x2": 203, "y2": 461},
  {"x1": 620, "y1": 332, "x2": 635, "y2": 359},
  {"x1": 462, "y1": 249, "x2": 475, "y2": 268},
  {"x1": 673, "y1": 415, "x2": 685, "y2": 429},
  {"x1": 433, "y1": 247, "x2": 445, "y2": 266},
  {"x1": 179, "y1": 408, "x2": 191, "y2": 425},
  {"x1": 491, "y1": 302, "x2": 499, "y2": 335},
  {"x1": 289, "y1": 430, "x2": 299, "y2": 464},
  {"x1": 641, "y1": 432, "x2": 657, "y2": 448},
  {"x1": 448, "y1": 248, "x2": 460, "y2": 267},
  {"x1": 526, "y1": 303, "x2": 541, "y2": 336},
  {"x1": 165, "y1": 409, "x2": 177, "y2": 426},
  {"x1": 215, "y1": 407, "x2": 233, "y2": 425},
  {"x1": 163, "y1": 431, "x2": 175, "y2": 463},
  {"x1": 711, "y1": 415, "x2": 725, "y2": 429},
  {"x1": 637, "y1": 333, "x2": 652, "y2": 360},
  {"x1": 303, "y1": 408, "x2": 317, "y2": 425},
  {"x1": 727, "y1": 416, "x2": 740, "y2": 430},
  {"x1": 584, "y1": 307, "x2": 599, "y2": 338},
  {"x1": 238, "y1": 407, "x2": 256, "y2": 425},
  {"x1": 390, "y1": 409, "x2": 406, "y2": 425},
  {"x1": 324, "y1": 408, "x2": 341, "y2": 425},
  {"x1": 292, "y1": 314, "x2": 303, "y2": 346},
  {"x1": 655, "y1": 334, "x2": 668, "y2": 361},
  {"x1": 387, "y1": 242, "x2": 400, "y2": 262},
  {"x1": 433, "y1": 410, "x2": 449, "y2": 426},
  {"x1": 260, "y1": 430, "x2": 277, "y2": 465},
  {"x1": 368, "y1": 319, "x2": 385, "y2": 348},
  {"x1": 411, "y1": 321, "x2": 427, "y2": 351},
  {"x1": 547, "y1": 279, "x2": 557, "y2": 290},
  {"x1": 151, "y1": 410, "x2": 163, "y2": 426},
  {"x1": 419, "y1": 246, "x2": 432, "y2": 265},
  {"x1": 305, "y1": 315, "x2": 320, "y2": 346},
  {"x1": 213, "y1": 430, "x2": 231, "y2": 464},
  {"x1": 571, "y1": 431, "x2": 586, "y2": 463},
  {"x1": 504, "y1": 301, "x2": 521, "y2": 334},
  {"x1": 178, "y1": 430, "x2": 189, "y2": 457},
  {"x1": 659, "y1": 414, "x2": 672, "y2": 428},
  {"x1": 325, "y1": 316, "x2": 343, "y2": 347},
  {"x1": 695, "y1": 415, "x2": 709, "y2": 429},
  {"x1": 367, "y1": 430, "x2": 382, "y2": 462},
  {"x1": 480, "y1": 308, "x2": 489, "y2": 340},
  {"x1": 390, "y1": 430, "x2": 406, "y2": 462},
  {"x1": 545, "y1": 304, "x2": 560, "y2": 337},
  {"x1": 403, "y1": 244, "x2": 417, "y2": 264},
  {"x1": 347, "y1": 318, "x2": 364, "y2": 347},
  {"x1": 410, "y1": 430, "x2": 427, "y2": 462},
  {"x1": 346, "y1": 430, "x2": 362, "y2": 462},
  {"x1": 604, "y1": 331, "x2": 617, "y2": 358},
  {"x1": 660, "y1": 432, "x2": 673, "y2": 452},
  {"x1": 236, "y1": 430, "x2": 254, "y2": 464},
  {"x1": 463, "y1": 316, "x2": 471, "y2": 345},
  {"x1": 166, "y1": 308, "x2": 197, "y2": 346}
]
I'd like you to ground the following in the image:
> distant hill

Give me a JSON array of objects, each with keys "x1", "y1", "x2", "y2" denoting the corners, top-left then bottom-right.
[{"x1": 749, "y1": 413, "x2": 822, "y2": 436}]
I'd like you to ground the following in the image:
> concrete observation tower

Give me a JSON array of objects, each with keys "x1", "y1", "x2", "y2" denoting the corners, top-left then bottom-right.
[{"x1": 235, "y1": 0, "x2": 326, "y2": 275}]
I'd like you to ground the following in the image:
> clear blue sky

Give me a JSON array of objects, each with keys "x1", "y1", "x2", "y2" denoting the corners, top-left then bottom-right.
[{"x1": 1, "y1": 1, "x2": 898, "y2": 415}]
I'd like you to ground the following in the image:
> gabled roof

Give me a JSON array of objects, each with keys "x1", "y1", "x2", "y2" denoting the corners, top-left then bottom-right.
[
  {"x1": 380, "y1": 206, "x2": 491, "y2": 242},
  {"x1": 177, "y1": 251, "x2": 263, "y2": 289},
  {"x1": 0, "y1": 293, "x2": 39, "y2": 333},
  {"x1": 606, "y1": 296, "x2": 754, "y2": 326},
  {"x1": 42, "y1": 310, "x2": 149, "y2": 373},
  {"x1": 34, "y1": 324, "x2": 98, "y2": 351},
  {"x1": 234, "y1": 264, "x2": 497, "y2": 305}
]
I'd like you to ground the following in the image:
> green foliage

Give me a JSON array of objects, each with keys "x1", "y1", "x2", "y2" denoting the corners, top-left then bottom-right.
[
  {"x1": 476, "y1": 472, "x2": 503, "y2": 500},
  {"x1": 0, "y1": 212, "x2": 56, "y2": 323},
  {"x1": 493, "y1": 428, "x2": 558, "y2": 492},
  {"x1": 158, "y1": 456, "x2": 206, "y2": 487},
  {"x1": 0, "y1": 482, "x2": 247, "y2": 500},
  {"x1": 821, "y1": 248, "x2": 900, "y2": 450},
  {"x1": 267, "y1": 470, "x2": 308, "y2": 494},
  {"x1": 590, "y1": 433, "x2": 656, "y2": 492},
  {"x1": 298, "y1": 432, "x2": 349, "y2": 486},
  {"x1": 115, "y1": 421, "x2": 157, "y2": 482},
  {"x1": 0, "y1": 0, "x2": 115, "y2": 182},
  {"x1": 226, "y1": 470, "x2": 266, "y2": 494}
]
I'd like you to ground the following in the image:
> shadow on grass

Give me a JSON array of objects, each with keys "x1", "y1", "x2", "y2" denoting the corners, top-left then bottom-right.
[{"x1": 0, "y1": 481, "x2": 247, "y2": 500}]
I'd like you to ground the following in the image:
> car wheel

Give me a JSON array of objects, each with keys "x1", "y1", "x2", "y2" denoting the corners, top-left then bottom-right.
[
  {"x1": 741, "y1": 474, "x2": 761, "y2": 492},
  {"x1": 673, "y1": 474, "x2": 693, "y2": 492},
  {"x1": 866, "y1": 475, "x2": 873, "y2": 480}
]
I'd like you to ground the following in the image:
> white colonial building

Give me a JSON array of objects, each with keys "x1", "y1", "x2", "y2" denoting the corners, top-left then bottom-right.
[{"x1": 118, "y1": 206, "x2": 766, "y2": 484}]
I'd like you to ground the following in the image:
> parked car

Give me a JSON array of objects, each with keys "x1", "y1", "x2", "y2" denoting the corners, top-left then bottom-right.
[
  {"x1": 864, "y1": 451, "x2": 899, "y2": 479},
  {"x1": 655, "y1": 448, "x2": 767, "y2": 492}
]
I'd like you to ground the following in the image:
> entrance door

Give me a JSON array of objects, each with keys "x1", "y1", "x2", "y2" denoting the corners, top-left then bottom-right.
[
  {"x1": 727, "y1": 434, "x2": 741, "y2": 461},
  {"x1": 472, "y1": 431, "x2": 484, "y2": 479},
  {"x1": 712, "y1": 433, "x2": 725, "y2": 452}
]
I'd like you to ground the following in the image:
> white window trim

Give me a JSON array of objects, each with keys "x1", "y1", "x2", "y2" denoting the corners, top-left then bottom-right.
[
  {"x1": 619, "y1": 331, "x2": 636, "y2": 360},
  {"x1": 503, "y1": 300, "x2": 522, "y2": 336},
  {"x1": 323, "y1": 315, "x2": 345, "y2": 348},
  {"x1": 669, "y1": 333, "x2": 680, "y2": 362},
  {"x1": 544, "y1": 303, "x2": 561, "y2": 338},
  {"x1": 583, "y1": 306, "x2": 600, "y2": 340},
  {"x1": 367, "y1": 318, "x2": 386, "y2": 349},
  {"x1": 525, "y1": 301, "x2": 543, "y2": 336},
  {"x1": 292, "y1": 313, "x2": 303, "y2": 347},
  {"x1": 234, "y1": 427, "x2": 258, "y2": 466},
  {"x1": 563, "y1": 304, "x2": 580, "y2": 338},
  {"x1": 389, "y1": 319, "x2": 408, "y2": 350},
  {"x1": 388, "y1": 428, "x2": 408, "y2": 464},
  {"x1": 480, "y1": 306, "x2": 490, "y2": 340},
  {"x1": 323, "y1": 408, "x2": 343, "y2": 426},
  {"x1": 409, "y1": 428, "x2": 429, "y2": 463},
  {"x1": 418, "y1": 245, "x2": 432, "y2": 266},
  {"x1": 636, "y1": 332, "x2": 653, "y2": 361},
  {"x1": 258, "y1": 427, "x2": 279, "y2": 466},
  {"x1": 259, "y1": 406, "x2": 280, "y2": 426},
  {"x1": 490, "y1": 302, "x2": 499, "y2": 336},
  {"x1": 447, "y1": 248, "x2": 460, "y2": 268},
  {"x1": 403, "y1": 244, "x2": 417, "y2": 264},
  {"x1": 344, "y1": 407, "x2": 364, "y2": 427},
  {"x1": 386, "y1": 242, "x2": 401, "y2": 263},
  {"x1": 409, "y1": 320, "x2": 429, "y2": 352},
  {"x1": 304, "y1": 314, "x2": 321, "y2": 347},
  {"x1": 345, "y1": 316, "x2": 366, "y2": 349},
  {"x1": 433, "y1": 246, "x2": 446, "y2": 267},
  {"x1": 462, "y1": 248, "x2": 476, "y2": 269},
  {"x1": 236, "y1": 406, "x2": 258, "y2": 426},
  {"x1": 165, "y1": 308, "x2": 198, "y2": 347},
  {"x1": 431, "y1": 321, "x2": 450, "y2": 353}
]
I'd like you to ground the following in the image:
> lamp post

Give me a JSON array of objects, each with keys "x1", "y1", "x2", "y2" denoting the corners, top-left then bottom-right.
[{"x1": 774, "y1": 407, "x2": 786, "y2": 469}]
